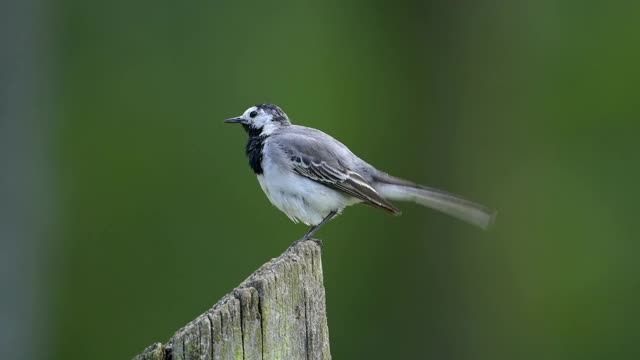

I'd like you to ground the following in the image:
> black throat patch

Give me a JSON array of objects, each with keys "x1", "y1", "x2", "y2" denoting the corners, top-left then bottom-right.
[{"x1": 243, "y1": 124, "x2": 266, "y2": 174}]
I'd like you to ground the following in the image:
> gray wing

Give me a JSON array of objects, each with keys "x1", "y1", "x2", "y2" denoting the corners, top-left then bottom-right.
[{"x1": 274, "y1": 128, "x2": 401, "y2": 215}]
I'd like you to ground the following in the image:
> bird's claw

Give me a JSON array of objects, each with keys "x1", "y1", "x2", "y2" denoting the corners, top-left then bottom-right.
[{"x1": 289, "y1": 237, "x2": 323, "y2": 249}]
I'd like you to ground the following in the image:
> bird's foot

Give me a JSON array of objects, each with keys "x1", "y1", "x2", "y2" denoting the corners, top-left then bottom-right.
[{"x1": 289, "y1": 237, "x2": 323, "y2": 249}]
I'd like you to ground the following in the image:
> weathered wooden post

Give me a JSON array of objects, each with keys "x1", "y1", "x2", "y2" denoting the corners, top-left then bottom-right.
[{"x1": 133, "y1": 240, "x2": 331, "y2": 360}]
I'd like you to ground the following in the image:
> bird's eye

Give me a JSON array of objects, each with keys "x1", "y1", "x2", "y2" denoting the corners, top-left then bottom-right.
[{"x1": 249, "y1": 111, "x2": 258, "y2": 118}]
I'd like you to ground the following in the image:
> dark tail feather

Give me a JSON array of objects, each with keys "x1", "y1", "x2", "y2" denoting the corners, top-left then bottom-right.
[{"x1": 374, "y1": 174, "x2": 496, "y2": 230}]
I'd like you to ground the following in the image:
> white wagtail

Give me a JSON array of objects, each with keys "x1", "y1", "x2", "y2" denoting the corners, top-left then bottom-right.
[{"x1": 224, "y1": 104, "x2": 495, "y2": 240}]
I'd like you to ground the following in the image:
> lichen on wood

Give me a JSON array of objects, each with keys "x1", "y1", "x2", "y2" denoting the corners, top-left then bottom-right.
[{"x1": 132, "y1": 240, "x2": 331, "y2": 360}]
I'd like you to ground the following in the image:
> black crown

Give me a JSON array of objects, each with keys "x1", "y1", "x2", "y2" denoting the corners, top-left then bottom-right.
[{"x1": 256, "y1": 104, "x2": 289, "y2": 123}]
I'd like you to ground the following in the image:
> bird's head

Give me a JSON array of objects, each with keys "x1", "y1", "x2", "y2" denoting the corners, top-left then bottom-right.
[{"x1": 224, "y1": 104, "x2": 291, "y2": 136}]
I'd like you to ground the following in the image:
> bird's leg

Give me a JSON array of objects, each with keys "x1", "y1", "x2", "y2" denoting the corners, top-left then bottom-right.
[
  {"x1": 290, "y1": 211, "x2": 338, "y2": 248},
  {"x1": 303, "y1": 211, "x2": 337, "y2": 240}
]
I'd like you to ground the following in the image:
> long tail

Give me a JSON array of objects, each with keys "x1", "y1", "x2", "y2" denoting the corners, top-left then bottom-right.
[{"x1": 373, "y1": 174, "x2": 496, "y2": 230}]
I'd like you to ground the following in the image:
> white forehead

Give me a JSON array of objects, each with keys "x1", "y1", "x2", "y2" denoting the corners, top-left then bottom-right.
[{"x1": 242, "y1": 106, "x2": 258, "y2": 117}]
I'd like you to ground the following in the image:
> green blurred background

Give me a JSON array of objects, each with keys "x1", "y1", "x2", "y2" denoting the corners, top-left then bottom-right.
[{"x1": 3, "y1": 0, "x2": 639, "y2": 359}]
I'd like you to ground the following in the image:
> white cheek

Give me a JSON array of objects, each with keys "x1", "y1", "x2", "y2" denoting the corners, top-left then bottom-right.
[
  {"x1": 254, "y1": 117, "x2": 266, "y2": 128},
  {"x1": 261, "y1": 122, "x2": 278, "y2": 135}
]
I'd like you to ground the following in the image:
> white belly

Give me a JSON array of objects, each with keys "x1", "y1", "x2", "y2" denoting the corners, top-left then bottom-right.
[{"x1": 257, "y1": 164, "x2": 359, "y2": 226}]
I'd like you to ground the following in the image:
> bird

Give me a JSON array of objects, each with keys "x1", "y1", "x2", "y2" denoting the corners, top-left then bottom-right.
[{"x1": 224, "y1": 103, "x2": 495, "y2": 241}]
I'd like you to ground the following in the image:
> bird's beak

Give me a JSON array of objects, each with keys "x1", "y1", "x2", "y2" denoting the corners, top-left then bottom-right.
[{"x1": 223, "y1": 116, "x2": 247, "y2": 124}]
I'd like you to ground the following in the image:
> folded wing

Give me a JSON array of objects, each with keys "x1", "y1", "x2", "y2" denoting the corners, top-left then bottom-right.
[
  {"x1": 276, "y1": 129, "x2": 401, "y2": 215},
  {"x1": 291, "y1": 155, "x2": 400, "y2": 214}
]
